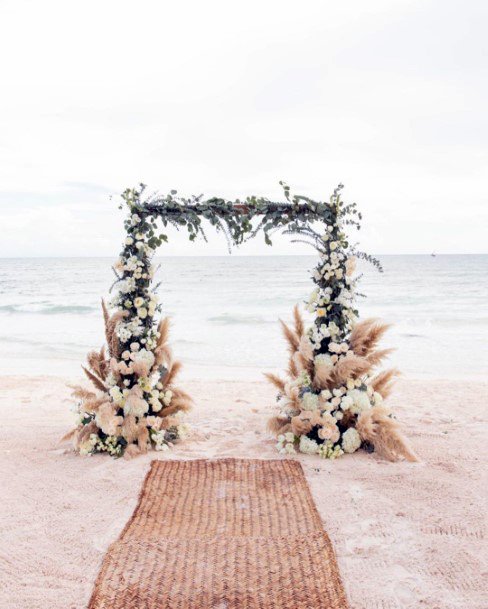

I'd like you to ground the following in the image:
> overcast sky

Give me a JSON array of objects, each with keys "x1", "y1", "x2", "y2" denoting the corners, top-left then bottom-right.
[{"x1": 0, "y1": 0, "x2": 486, "y2": 256}]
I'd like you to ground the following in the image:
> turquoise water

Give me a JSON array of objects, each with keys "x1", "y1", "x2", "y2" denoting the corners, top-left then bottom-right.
[{"x1": 0, "y1": 255, "x2": 486, "y2": 379}]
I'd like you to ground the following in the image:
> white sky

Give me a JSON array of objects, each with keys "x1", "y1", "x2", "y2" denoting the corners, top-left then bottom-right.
[{"x1": 0, "y1": 0, "x2": 487, "y2": 256}]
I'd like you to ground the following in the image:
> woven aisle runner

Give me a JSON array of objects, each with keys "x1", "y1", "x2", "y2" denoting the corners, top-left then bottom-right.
[{"x1": 88, "y1": 458, "x2": 349, "y2": 609}]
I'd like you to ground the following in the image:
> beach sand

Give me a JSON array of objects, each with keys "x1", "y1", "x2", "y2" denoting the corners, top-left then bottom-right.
[{"x1": 0, "y1": 375, "x2": 487, "y2": 609}]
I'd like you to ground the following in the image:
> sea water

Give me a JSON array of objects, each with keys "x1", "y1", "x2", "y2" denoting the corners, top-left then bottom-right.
[{"x1": 0, "y1": 255, "x2": 486, "y2": 379}]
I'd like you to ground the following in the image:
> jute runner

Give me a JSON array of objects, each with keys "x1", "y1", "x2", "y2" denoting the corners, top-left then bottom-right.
[{"x1": 88, "y1": 458, "x2": 349, "y2": 608}]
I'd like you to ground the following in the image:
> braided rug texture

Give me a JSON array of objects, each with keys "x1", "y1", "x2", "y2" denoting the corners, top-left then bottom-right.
[{"x1": 88, "y1": 458, "x2": 349, "y2": 609}]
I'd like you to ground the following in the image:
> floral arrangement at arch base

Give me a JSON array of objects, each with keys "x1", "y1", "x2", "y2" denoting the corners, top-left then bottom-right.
[
  {"x1": 266, "y1": 186, "x2": 418, "y2": 462},
  {"x1": 64, "y1": 188, "x2": 193, "y2": 458}
]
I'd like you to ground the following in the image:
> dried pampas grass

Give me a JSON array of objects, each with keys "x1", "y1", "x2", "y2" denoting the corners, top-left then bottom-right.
[
  {"x1": 349, "y1": 318, "x2": 391, "y2": 357},
  {"x1": 102, "y1": 300, "x2": 126, "y2": 358},
  {"x1": 162, "y1": 360, "x2": 182, "y2": 387},
  {"x1": 356, "y1": 406, "x2": 419, "y2": 462},
  {"x1": 263, "y1": 372, "x2": 286, "y2": 393},
  {"x1": 371, "y1": 368, "x2": 400, "y2": 399},
  {"x1": 313, "y1": 361, "x2": 333, "y2": 390},
  {"x1": 120, "y1": 415, "x2": 139, "y2": 443},
  {"x1": 82, "y1": 366, "x2": 106, "y2": 392},
  {"x1": 293, "y1": 304, "x2": 305, "y2": 339},
  {"x1": 280, "y1": 319, "x2": 299, "y2": 354},
  {"x1": 123, "y1": 444, "x2": 141, "y2": 460},
  {"x1": 160, "y1": 399, "x2": 192, "y2": 417},
  {"x1": 267, "y1": 416, "x2": 292, "y2": 435},
  {"x1": 330, "y1": 352, "x2": 371, "y2": 386}
]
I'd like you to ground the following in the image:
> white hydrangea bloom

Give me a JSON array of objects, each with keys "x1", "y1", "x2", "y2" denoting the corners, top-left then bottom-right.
[
  {"x1": 342, "y1": 427, "x2": 361, "y2": 453},
  {"x1": 301, "y1": 392, "x2": 319, "y2": 411},
  {"x1": 299, "y1": 435, "x2": 320, "y2": 455}
]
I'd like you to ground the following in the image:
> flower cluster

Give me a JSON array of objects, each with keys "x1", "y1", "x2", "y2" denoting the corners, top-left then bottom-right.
[
  {"x1": 69, "y1": 187, "x2": 191, "y2": 458},
  {"x1": 267, "y1": 185, "x2": 417, "y2": 462}
]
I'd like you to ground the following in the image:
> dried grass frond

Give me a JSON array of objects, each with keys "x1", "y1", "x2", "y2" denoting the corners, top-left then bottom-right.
[
  {"x1": 120, "y1": 415, "x2": 139, "y2": 443},
  {"x1": 82, "y1": 395, "x2": 109, "y2": 413},
  {"x1": 82, "y1": 366, "x2": 106, "y2": 392},
  {"x1": 170, "y1": 387, "x2": 193, "y2": 403},
  {"x1": 350, "y1": 318, "x2": 391, "y2": 357},
  {"x1": 280, "y1": 319, "x2": 299, "y2": 354},
  {"x1": 366, "y1": 348, "x2": 394, "y2": 368},
  {"x1": 69, "y1": 385, "x2": 96, "y2": 401},
  {"x1": 263, "y1": 372, "x2": 286, "y2": 393},
  {"x1": 160, "y1": 399, "x2": 192, "y2": 417},
  {"x1": 290, "y1": 411, "x2": 316, "y2": 436},
  {"x1": 371, "y1": 368, "x2": 401, "y2": 399},
  {"x1": 87, "y1": 349, "x2": 105, "y2": 380},
  {"x1": 154, "y1": 344, "x2": 172, "y2": 370},
  {"x1": 163, "y1": 360, "x2": 182, "y2": 387},
  {"x1": 287, "y1": 356, "x2": 299, "y2": 379},
  {"x1": 298, "y1": 335, "x2": 314, "y2": 361},
  {"x1": 313, "y1": 362, "x2": 333, "y2": 390},
  {"x1": 101, "y1": 298, "x2": 110, "y2": 344},
  {"x1": 356, "y1": 406, "x2": 419, "y2": 462},
  {"x1": 267, "y1": 416, "x2": 292, "y2": 436},
  {"x1": 74, "y1": 421, "x2": 98, "y2": 450},
  {"x1": 157, "y1": 317, "x2": 171, "y2": 348},
  {"x1": 293, "y1": 304, "x2": 305, "y2": 340},
  {"x1": 60, "y1": 428, "x2": 77, "y2": 444},
  {"x1": 160, "y1": 416, "x2": 180, "y2": 430},
  {"x1": 123, "y1": 444, "x2": 141, "y2": 459},
  {"x1": 137, "y1": 426, "x2": 149, "y2": 453},
  {"x1": 330, "y1": 353, "x2": 371, "y2": 386}
]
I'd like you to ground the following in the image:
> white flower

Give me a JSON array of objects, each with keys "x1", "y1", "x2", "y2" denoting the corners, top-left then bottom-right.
[
  {"x1": 342, "y1": 428, "x2": 361, "y2": 453},
  {"x1": 301, "y1": 392, "x2": 319, "y2": 411},
  {"x1": 133, "y1": 297, "x2": 144, "y2": 308},
  {"x1": 347, "y1": 389, "x2": 372, "y2": 414},
  {"x1": 118, "y1": 278, "x2": 136, "y2": 294},
  {"x1": 299, "y1": 435, "x2": 320, "y2": 455},
  {"x1": 162, "y1": 390, "x2": 173, "y2": 406},
  {"x1": 109, "y1": 387, "x2": 124, "y2": 404},
  {"x1": 125, "y1": 237, "x2": 134, "y2": 245},
  {"x1": 315, "y1": 353, "x2": 332, "y2": 367},
  {"x1": 328, "y1": 342, "x2": 341, "y2": 353},
  {"x1": 133, "y1": 348, "x2": 155, "y2": 370},
  {"x1": 284, "y1": 432, "x2": 295, "y2": 443},
  {"x1": 137, "y1": 307, "x2": 148, "y2": 319},
  {"x1": 330, "y1": 241, "x2": 338, "y2": 250},
  {"x1": 117, "y1": 325, "x2": 132, "y2": 342},
  {"x1": 131, "y1": 214, "x2": 141, "y2": 226},
  {"x1": 373, "y1": 391, "x2": 383, "y2": 405}
]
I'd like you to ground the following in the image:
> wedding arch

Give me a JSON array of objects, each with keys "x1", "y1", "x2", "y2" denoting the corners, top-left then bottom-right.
[{"x1": 67, "y1": 182, "x2": 417, "y2": 462}]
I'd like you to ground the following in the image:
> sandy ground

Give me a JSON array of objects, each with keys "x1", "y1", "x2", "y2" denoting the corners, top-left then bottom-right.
[{"x1": 0, "y1": 375, "x2": 487, "y2": 609}]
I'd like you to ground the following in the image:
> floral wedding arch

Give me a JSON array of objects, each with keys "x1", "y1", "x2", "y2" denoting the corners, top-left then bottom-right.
[{"x1": 67, "y1": 183, "x2": 417, "y2": 462}]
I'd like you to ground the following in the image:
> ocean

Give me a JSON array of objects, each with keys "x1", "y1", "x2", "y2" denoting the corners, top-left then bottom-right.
[{"x1": 0, "y1": 255, "x2": 486, "y2": 380}]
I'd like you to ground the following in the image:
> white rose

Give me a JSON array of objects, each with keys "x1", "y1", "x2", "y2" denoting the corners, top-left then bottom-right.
[
  {"x1": 125, "y1": 237, "x2": 134, "y2": 245},
  {"x1": 137, "y1": 307, "x2": 148, "y2": 319}
]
